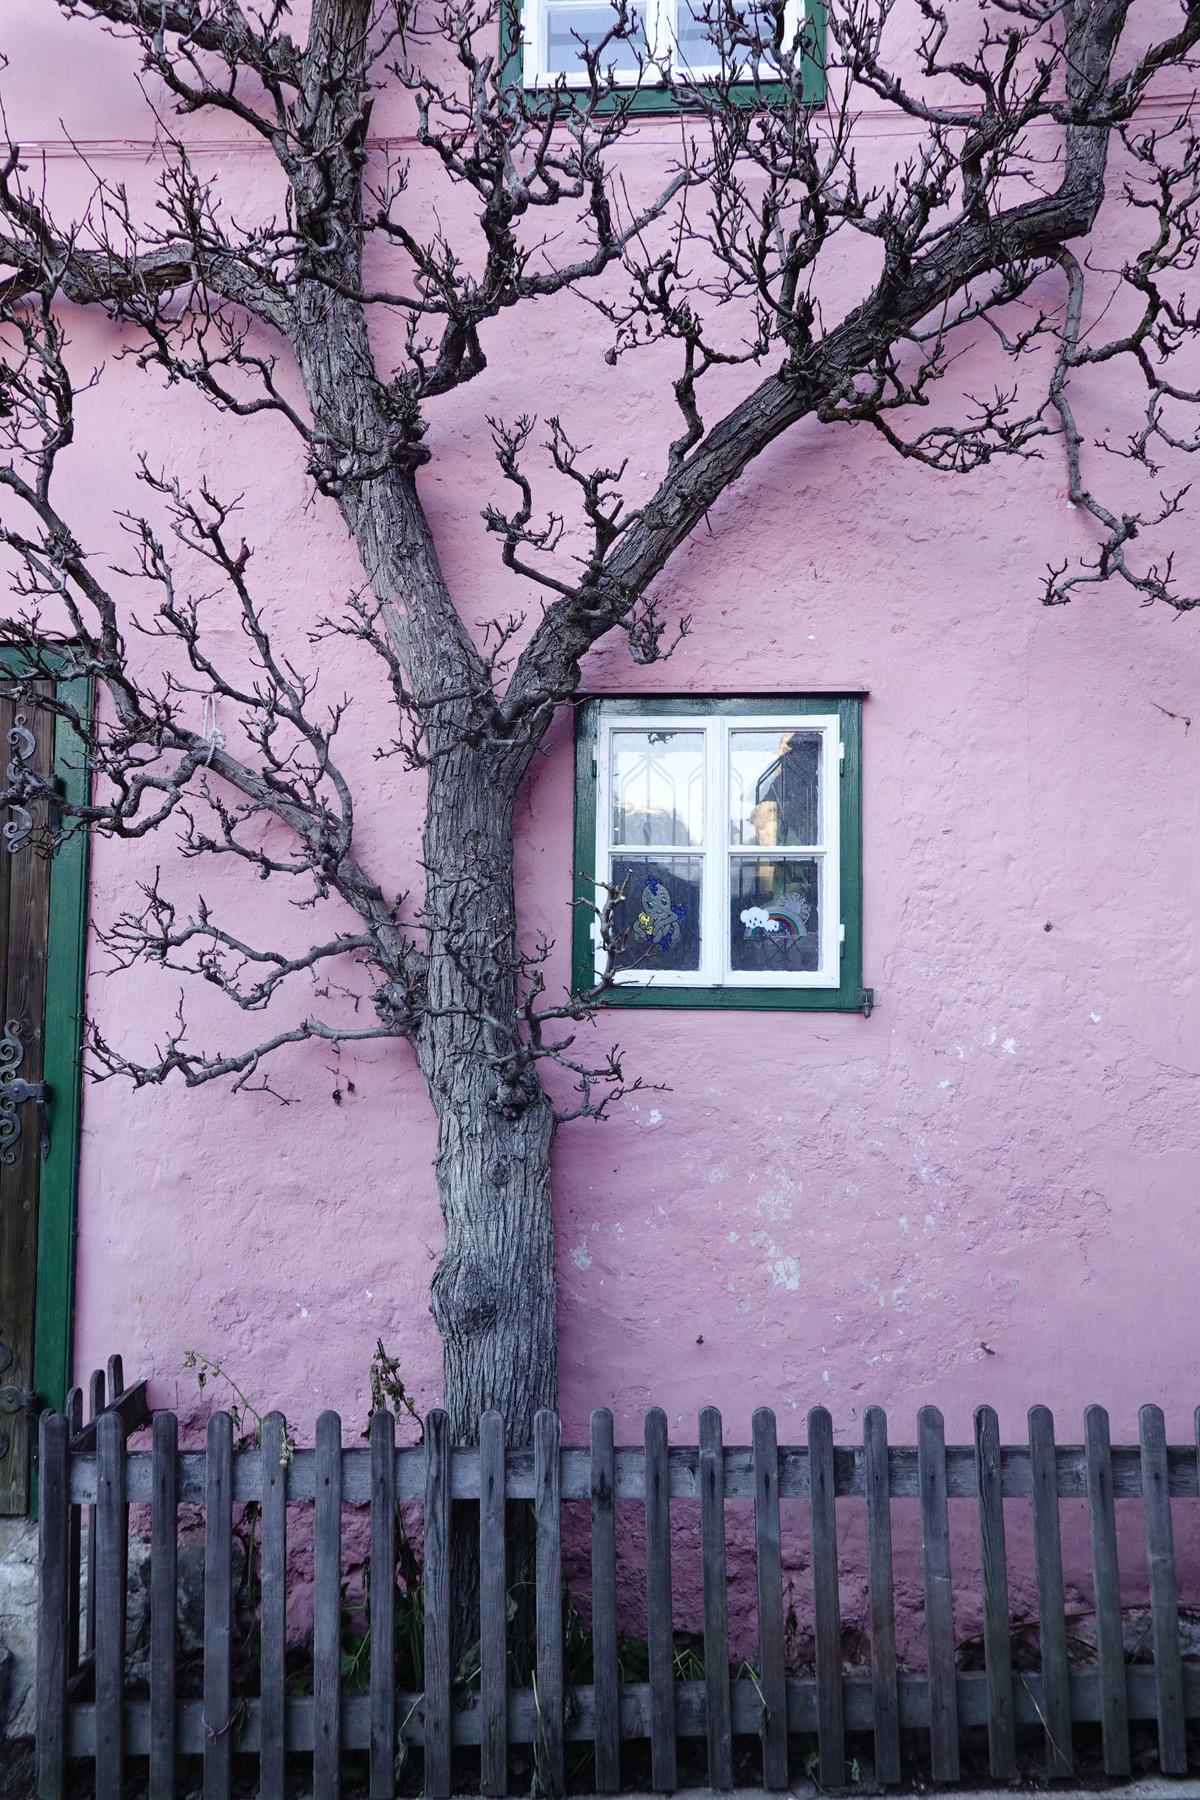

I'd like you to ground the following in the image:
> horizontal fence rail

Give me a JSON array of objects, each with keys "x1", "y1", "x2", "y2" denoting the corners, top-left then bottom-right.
[{"x1": 36, "y1": 1399, "x2": 1200, "y2": 1798}]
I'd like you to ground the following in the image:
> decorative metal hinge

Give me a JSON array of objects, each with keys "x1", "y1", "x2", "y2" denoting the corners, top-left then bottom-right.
[
  {"x1": 0, "y1": 1022, "x2": 50, "y2": 1163},
  {"x1": 3, "y1": 714, "x2": 36, "y2": 854}
]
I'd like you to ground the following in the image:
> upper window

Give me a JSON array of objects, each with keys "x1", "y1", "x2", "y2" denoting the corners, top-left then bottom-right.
[
  {"x1": 505, "y1": 0, "x2": 826, "y2": 107},
  {"x1": 573, "y1": 695, "x2": 868, "y2": 1012}
]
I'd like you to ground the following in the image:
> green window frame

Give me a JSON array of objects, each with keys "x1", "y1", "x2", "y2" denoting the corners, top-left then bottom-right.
[
  {"x1": 500, "y1": 0, "x2": 826, "y2": 113},
  {"x1": 1, "y1": 651, "x2": 90, "y2": 1420},
  {"x1": 572, "y1": 692, "x2": 870, "y2": 1012}
]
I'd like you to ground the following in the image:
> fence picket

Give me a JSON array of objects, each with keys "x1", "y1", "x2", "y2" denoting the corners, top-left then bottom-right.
[
  {"x1": 85, "y1": 1367, "x2": 104, "y2": 1664},
  {"x1": 1027, "y1": 1405, "x2": 1072, "y2": 1778},
  {"x1": 66, "y1": 1387, "x2": 82, "y2": 1682},
  {"x1": 35, "y1": 1411, "x2": 70, "y2": 1800},
  {"x1": 204, "y1": 1412, "x2": 234, "y2": 1800},
  {"x1": 808, "y1": 1407, "x2": 845, "y2": 1788},
  {"x1": 1139, "y1": 1403, "x2": 1186, "y2": 1774},
  {"x1": 150, "y1": 1411, "x2": 178, "y2": 1800},
  {"x1": 862, "y1": 1406, "x2": 900, "y2": 1786},
  {"x1": 590, "y1": 1408, "x2": 620, "y2": 1794},
  {"x1": 260, "y1": 1412, "x2": 289, "y2": 1800},
  {"x1": 644, "y1": 1405, "x2": 677, "y2": 1792},
  {"x1": 1085, "y1": 1404, "x2": 1130, "y2": 1777},
  {"x1": 369, "y1": 1408, "x2": 397, "y2": 1800},
  {"x1": 423, "y1": 1409, "x2": 452, "y2": 1799},
  {"x1": 974, "y1": 1406, "x2": 1015, "y2": 1779},
  {"x1": 700, "y1": 1406, "x2": 733, "y2": 1790},
  {"x1": 918, "y1": 1406, "x2": 959, "y2": 1784},
  {"x1": 751, "y1": 1407, "x2": 788, "y2": 1790},
  {"x1": 314, "y1": 1411, "x2": 343, "y2": 1800},
  {"x1": 95, "y1": 1412, "x2": 126, "y2": 1800},
  {"x1": 535, "y1": 1409, "x2": 565, "y2": 1797},
  {"x1": 479, "y1": 1410, "x2": 508, "y2": 1797}
]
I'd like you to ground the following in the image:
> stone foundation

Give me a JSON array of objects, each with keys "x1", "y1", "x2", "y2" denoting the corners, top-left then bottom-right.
[{"x1": 0, "y1": 1519, "x2": 38, "y2": 1737}]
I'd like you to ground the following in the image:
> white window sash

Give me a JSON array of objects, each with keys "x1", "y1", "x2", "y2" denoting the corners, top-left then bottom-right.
[{"x1": 593, "y1": 708, "x2": 840, "y2": 990}]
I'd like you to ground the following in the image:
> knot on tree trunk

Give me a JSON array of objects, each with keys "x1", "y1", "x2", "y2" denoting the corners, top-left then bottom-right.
[
  {"x1": 432, "y1": 1253, "x2": 504, "y2": 1339},
  {"x1": 491, "y1": 1064, "x2": 539, "y2": 1118}
]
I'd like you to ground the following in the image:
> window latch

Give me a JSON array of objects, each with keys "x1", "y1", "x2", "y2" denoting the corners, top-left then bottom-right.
[{"x1": 858, "y1": 987, "x2": 874, "y2": 1018}]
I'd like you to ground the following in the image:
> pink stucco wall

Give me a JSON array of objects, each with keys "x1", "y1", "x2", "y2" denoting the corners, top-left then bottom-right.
[{"x1": 3, "y1": 1, "x2": 1200, "y2": 1499}]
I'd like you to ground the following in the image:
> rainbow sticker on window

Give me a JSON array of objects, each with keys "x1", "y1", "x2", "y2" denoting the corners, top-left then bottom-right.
[{"x1": 741, "y1": 895, "x2": 812, "y2": 939}]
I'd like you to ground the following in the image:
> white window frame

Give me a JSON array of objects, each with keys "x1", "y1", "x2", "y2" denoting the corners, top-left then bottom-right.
[
  {"x1": 593, "y1": 706, "x2": 841, "y2": 990},
  {"x1": 522, "y1": 0, "x2": 805, "y2": 88}
]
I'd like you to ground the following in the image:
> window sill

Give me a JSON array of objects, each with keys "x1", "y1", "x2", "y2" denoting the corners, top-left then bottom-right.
[
  {"x1": 514, "y1": 79, "x2": 826, "y2": 113},
  {"x1": 591, "y1": 983, "x2": 874, "y2": 1013}
]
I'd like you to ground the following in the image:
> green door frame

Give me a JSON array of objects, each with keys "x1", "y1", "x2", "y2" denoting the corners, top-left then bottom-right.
[{"x1": 1, "y1": 653, "x2": 90, "y2": 1418}]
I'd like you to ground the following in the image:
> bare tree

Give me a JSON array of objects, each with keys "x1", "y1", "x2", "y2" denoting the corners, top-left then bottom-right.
[{"x1": 1, "y1": 0, "x2": 1199, "y2": 1457}]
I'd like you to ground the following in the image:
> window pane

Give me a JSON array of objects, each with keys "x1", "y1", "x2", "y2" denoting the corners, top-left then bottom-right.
[
  {"x1": 608, "y1": 856, "x2": 702, "y2": 973},
  {"x1": 674, "y1": 0, "x2": 719, "y2": 66},
  {"x1": 545, "y1": 2, "x2": 648, "y2": 73},
  {"x1": 730, "y1": 857, "x2": 819, "y2": 973},
  {"x1": 729, "y1": 729, "x2": 821, "y2": 847},
  {"x1": 672, "y1": 0, "x2": 784, "y2": 72},
  {"x1": 611, "y1": 730, "x2": 703, "y2": 846}
]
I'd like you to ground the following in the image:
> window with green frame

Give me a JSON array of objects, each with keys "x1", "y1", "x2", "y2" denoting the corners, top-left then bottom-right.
[
  {"x1": 501, "y1": 0, "x2": 826, "y2": 111},
  {"x1": 573, "y1": 694, "x2": 869, "y2": 1012}
]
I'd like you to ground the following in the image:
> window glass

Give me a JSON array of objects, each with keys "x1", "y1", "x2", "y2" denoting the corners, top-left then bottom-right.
[
  {"x1": 544, "y1": 0, "x2": 648, "y2": 73},
  {"x1": 673, "y1": 0, "x2": 718, "y2": 69},
  {"x1": 729, "y1": 856, "x2": 819, "y2": 973},
  {"x1": 609, "y1": 855, "x2": 703, "y2": 971},
  {"x1": 729, "y1": 728, "x2": 821, "y2": 847},
  {"x1": 611, "y1": 729, "x2": 704, "y2": 846}
]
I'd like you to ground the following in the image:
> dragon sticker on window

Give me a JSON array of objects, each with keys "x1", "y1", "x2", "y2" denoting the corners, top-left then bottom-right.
[{"x1": 636, "y1": 876, "x2": 687, "y2": 953}]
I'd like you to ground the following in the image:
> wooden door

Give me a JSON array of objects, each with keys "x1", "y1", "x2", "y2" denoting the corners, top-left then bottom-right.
[{"x1": 0, "y1": 686, "x2": 55, "y2": 1513}]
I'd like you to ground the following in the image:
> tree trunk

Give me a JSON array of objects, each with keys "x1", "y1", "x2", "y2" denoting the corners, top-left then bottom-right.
[
  {"x1": 415, "y1": 745, "x2": 558, "y2": 1664},
  {"x1": 290, "y1": 295, "x2": 560, "y2": 1436},
  {"x1": 293, "y1": 305, "x2": 561, "y2": 1654},
  {"x1": 416, "y1": 744, "x2": 559, "y2": 1441},
  {"x1": 428, "y1": 1077, "x2": 555, "y2": 1666},
  {"x1": 427, "y1": 1088, "x2": 557, "y2": 1440}
]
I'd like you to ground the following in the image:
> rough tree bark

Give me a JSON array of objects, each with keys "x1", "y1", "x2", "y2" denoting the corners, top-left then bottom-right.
[{"x1": 420, "y1": 750, "x2": 559, "y2": 1439}]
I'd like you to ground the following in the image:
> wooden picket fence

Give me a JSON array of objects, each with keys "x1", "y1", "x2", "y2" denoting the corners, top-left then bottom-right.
[{"x1": 35, "y1": 1397, "x2": 1200, "y2": 1798}]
